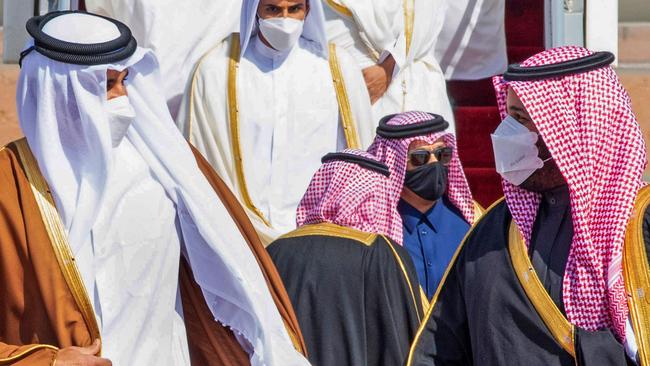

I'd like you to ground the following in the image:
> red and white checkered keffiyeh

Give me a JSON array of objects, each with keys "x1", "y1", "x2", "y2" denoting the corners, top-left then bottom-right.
[
  {"x1": 493, "y1": 46, "x2": 647, "y2": 340},
  {"x1": 296, "y1": 149, "x2": 404, "y2": 244},
  {"x1": 367, "y1": 111, "x2": 476, "y2": 236}
]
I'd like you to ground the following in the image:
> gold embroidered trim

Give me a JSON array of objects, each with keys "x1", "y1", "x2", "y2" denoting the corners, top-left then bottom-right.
[
  {"x1": 509, "y1": 220, "x2": 575, "y2": 357},
  {"x1": 282, "y1": 319, "x2": 306, "y2": 356},
  {"x1": 324, "y1": 0, "x2": 353, "y2": 17},
  {"x1": 225, "y1": 36, "x2": 360, "y2": 226},
  {"x1": 403, "y1": 0, "x2": 415, "y2": 55},
  {"x1": 419, "y1": 286, "x2": 430, "y2": 315},
  {"x1": 13, "y1": 139, "x2": 101, "y2": 354},
  {"x1": 381, "y1": 235, "x2": 422, "y2": 323},
  {"x1": 0, "y1": 344, "x2": 58, "y2": 365},
  {"x1": 328, "y1": 43, "x2": 360, "y2": 149},
  {"x1": 473, "y1": 200, "x2": 485, "y2": 222},
  {"x1": 227, "y1": 33, "x2": 271, "y2": 226},
  {"x1": 406, "y1": 197, "x2": 505, "y2": 366},
  {"x1": 624, "y1": 185, "x2": 650, "y2": 366},
  {"x1": 279, "y1": 222, "x2": 377, "y2": 246},
  {"x1": 186, "y1": 41, "x2": 223, "y2": 142}
]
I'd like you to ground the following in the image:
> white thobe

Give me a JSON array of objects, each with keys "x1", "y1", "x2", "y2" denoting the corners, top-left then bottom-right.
[
  {"x1": 84, "y1": 0, "x2": 242, "y2": 118},
  {"x1": 434, "y1": 0, "x2": 507, "y2": 80},
  {"x1": 177, "y1": 34, "x2": 374, "y2": 244},
  {"x1": 77, "y1": 137, "x2": 190, "y2": 365},
  {"x1": 239, "y1": 36, "x2": 345, "y2": 234},
  {"x1": 323, "y1": 0, "x2": 455, "y2": 131}
]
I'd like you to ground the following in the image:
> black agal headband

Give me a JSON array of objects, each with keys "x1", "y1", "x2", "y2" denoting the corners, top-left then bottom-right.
[
  {"x1": 321, "y1": 152, "x2": 391, "y2": 177},
  {"x1": 20, "y1": 10, "x2": 137, "y2": 67},
  {"x1": 375, "y1": 113, "x2": 449, "y2": 139},
  {"x1": 502, "y1": 51, "x2": 615, "y2": 82}
]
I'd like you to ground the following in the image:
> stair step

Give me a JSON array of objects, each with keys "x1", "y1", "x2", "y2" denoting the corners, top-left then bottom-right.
[
  {"x1": 448, "y1": 78, "x2": 496, "y2": 107},
  {"x1": 505, "y1": 0, "x2": 545, "y2": 48}
]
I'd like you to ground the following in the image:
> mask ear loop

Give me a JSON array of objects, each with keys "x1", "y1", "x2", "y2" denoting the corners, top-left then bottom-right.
[{"x1": 542, "y1": 157, "x2": 553, "y2": 163}]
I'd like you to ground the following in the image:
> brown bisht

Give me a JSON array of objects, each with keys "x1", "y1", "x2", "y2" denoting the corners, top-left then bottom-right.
[{"x1": 0, "y1": 139, "x2": 306, "y2": 365}]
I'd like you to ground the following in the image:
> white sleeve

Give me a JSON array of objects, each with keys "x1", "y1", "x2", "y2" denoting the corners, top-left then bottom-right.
[{"x1": 335, "y1": 45, "x2": 376, "y2": 149}]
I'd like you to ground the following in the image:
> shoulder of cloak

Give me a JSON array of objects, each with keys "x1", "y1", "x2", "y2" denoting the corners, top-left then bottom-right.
[
  {"x1": 269, "y1": 223, "x2": 424, "y2": 319},
  {"x1": 623, "y1": 186, "x2": 650, "y2": 363},
  {"x1": 188, "y1": 143, "x2": 308, "y2": 356},
  {"x1": 276, "y1": 222, "x2": 378, "y2": 246},
  {"x1": 452, "y1": 197, "x2": 510, "y2": 263},
  {"x1": 0, "y1": 139, "x2": 30, "y2": 205},
  {"x1": 188, "y1": 35, "x2": 232, "y2": 94}
]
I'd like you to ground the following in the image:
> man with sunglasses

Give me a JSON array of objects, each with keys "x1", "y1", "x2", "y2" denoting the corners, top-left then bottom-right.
[{"x1": 368, "y1": 111, "x2": 481, "y2": 300}]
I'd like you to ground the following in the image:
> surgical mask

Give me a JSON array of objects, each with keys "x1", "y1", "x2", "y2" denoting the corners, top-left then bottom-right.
[
  {"x1": 491, "y1": 115, "x2": 551, "y2": 186},
  {"x1": 258, "y1": 17, "x2": 304, "y2": 52},
  {"x1": 106, "y1": 95, "x2": 136, "y2": 147},
  {"x1": 404, "y1": 162, "x2": 449, "y2": 201}
]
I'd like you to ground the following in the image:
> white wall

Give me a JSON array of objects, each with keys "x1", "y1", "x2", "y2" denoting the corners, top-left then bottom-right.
[{"x1": 586, "y1": 0, "x2": 619, "y2": 63}]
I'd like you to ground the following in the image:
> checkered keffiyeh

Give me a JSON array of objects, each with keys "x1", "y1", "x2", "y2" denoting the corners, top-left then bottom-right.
[
  {"x1": 493, "y1": 46, "x2": 647, "y2": 340},
  {"x1": 296, "y1": 149, "x2": 404, "y2": 244},
  {"x1": 367, "y1": 111, "x2": 477, "y2": 237}
]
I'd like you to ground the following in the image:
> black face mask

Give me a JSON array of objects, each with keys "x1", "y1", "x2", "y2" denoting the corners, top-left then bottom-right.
[{"x1": 404, "y1": 162, "x2": 449, "y2": 201}]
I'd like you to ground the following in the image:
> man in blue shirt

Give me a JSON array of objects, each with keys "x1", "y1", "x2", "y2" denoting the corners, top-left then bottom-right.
[{"x1": 369, "y1": 111, "x2": 480, "y2": 299}]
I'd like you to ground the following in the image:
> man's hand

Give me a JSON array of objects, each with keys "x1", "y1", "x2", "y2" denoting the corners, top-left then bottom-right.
[
  {"x1": 362, "y1": 54, "x2": 396, "y2": 104},
  {"x1": 55, "y1": 339, "x2": 112, "y2": 366}
]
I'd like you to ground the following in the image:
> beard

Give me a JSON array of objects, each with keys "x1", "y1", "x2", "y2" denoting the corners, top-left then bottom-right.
[{"x1": 518, "y1": 138, "x2": 566, "y2": 193}]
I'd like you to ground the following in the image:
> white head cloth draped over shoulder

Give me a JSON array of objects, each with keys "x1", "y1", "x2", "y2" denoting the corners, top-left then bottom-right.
[
  {"x1": 17, "y1": 11, "x2": 307, "y2": 366},
  {"x1": 493, "y1": 46, "x2": 647, "y2": 341},
  {"x1": 240, "y1": 0, "x2": 329, "y2": 58}
]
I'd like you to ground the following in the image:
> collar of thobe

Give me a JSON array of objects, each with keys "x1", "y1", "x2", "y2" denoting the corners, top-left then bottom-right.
[{"x1": 253, "y1": 35, "x2": 293, "y2": 61}]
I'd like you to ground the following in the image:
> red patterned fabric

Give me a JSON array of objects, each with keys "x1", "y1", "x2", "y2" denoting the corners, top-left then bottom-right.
[
  {"x1": 492, "y1": 46, "x2": 647, "y2": 340},
  {"x1": 296, "y1": 149, "x2": 404, "y2": 244},
  {"x1": 367, "y1": 111, "x2": 477, "y2": 234}
]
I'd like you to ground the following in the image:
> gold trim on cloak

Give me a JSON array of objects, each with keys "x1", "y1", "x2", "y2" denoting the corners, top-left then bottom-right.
[
  {"x1": 226, "y1": 34, "x2": 360, "y2": 226},
  {"x1": 413, "y1": 200, "x2": 483, "y2": 316},
  {"x1": 0, "y1": 344, "x2": 59, "y2": 365},
  {"x1": 403, "y1": 0, "x2": 415, "y2": 54},
  {"x1": 624, "y1": 185, "x2": 650, "y2": 366},
  {"x1": 406, "y1": 197, "x2": 505, "y2": 366},
  {"x1": 324, "y1": 0, "x2": 353, "y2": 17},
  {"x1": 508, "y1": 220, "x2": 576, "y2": 357},
  {"x1": 328, "y1": 43, "x2": 360, "y2": 149},
  {"x1": 278, "y1": 223, "x2": 421, "y2": 321},
  {"x1": 12, "y1": 139, "x2": 102, "y2": 354},
  {"x1": 381, "y1": 234, "x2": 422, "y2": 323},
  {"x1": 407, "y1": 191, "x2": 650, "y2": 364},
  {"x1": 227, "y1": 33, "x2": 271, "y2": 226},
  {"x1": 279, "y1": 222, "x2": 376, "y2": 245}
]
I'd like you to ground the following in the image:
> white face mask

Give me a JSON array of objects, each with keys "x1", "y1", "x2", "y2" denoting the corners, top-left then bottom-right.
[
  {"x1": 106, "y1": 95, "x2": 136, "y2": 147},
  {"x1": 258, "y1": 17, "x2": 304, "y2": 52},
  {"x1": 491, "y1": 115, "x2": 551, "y2": 186}
]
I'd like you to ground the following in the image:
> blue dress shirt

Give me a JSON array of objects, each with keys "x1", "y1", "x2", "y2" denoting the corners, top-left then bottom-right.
[{"x1": 398, "y1": 197, "x2": 471, "y2": 298}]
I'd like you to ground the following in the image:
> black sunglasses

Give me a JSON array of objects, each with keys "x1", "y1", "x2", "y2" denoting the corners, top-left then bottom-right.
[{"x1": 408, "y1": 147, "x2": 453, "y2": 167}]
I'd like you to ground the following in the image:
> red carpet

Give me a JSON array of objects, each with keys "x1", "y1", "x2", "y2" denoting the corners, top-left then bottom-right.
[{"x1": 453, "y1": 0, "x2": 545, "y2": 207}]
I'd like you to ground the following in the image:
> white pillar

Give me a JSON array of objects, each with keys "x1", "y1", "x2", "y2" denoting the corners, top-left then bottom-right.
[
  {"x1": 586, "y1": 0, "x2": 619, "y2": 65},
  {"x1": 3, "y1": 0, "x2": 34, "y2": 63}
]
